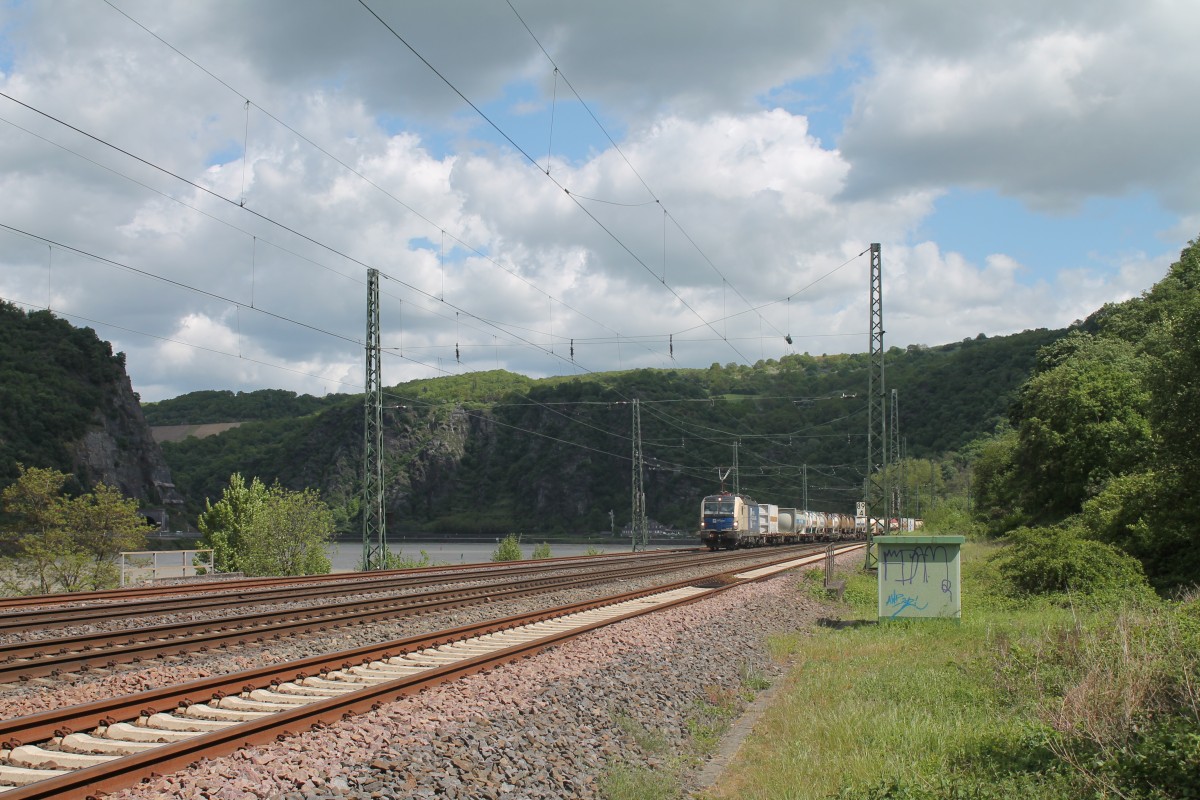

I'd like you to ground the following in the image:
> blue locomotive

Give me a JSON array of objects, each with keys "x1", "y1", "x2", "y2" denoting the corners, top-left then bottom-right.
[{"x1": 698, "y1": 492, "x2": 871, "y2": 550}]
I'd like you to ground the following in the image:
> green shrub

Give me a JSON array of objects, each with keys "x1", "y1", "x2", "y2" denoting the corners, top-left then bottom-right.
[
  {"x1": 531, "y1": 542, "x2": 552, "y2": 559},
  {"x1": 491, "y1": 534, "x2": 523, "y2": 562},
  {"x1": 381, "y1": 549, "x2": 433, "y2": 569},
  {"x1": 992, "y1": 525, "x2": 1150, "y2": 598},
  {"x1": 1104, "y1": 716, "x2": 1200, "y2": 795}
]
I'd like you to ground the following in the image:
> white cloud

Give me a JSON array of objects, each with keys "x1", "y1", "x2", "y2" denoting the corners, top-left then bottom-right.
[
  {"x1": 0, "y1": 0, "x2": 1195, "y2": 402},
  {"x1": 839, "y1": 0, "x2": 1200, "y2": 212}
]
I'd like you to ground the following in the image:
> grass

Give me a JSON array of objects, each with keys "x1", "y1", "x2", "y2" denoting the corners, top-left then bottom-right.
[
  {"x1": 600, "y1": 763, "x2": 680, "y2": 800},
  {"x1": 601, "y1": 663, "x2": 778, "y2": 799},
  {"x1": 697, "y1": 543, "x2": 1200, "y2": 800}
]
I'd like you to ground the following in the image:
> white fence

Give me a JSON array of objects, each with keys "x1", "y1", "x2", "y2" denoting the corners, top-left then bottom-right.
[{"x1": 119, "y1": 549, "x2": 215, "y2": 586}]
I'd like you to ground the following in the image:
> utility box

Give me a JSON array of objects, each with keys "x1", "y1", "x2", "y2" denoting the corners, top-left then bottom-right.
[{"x1": 875, "y1": 535, "x2": 964, "y2": 621}]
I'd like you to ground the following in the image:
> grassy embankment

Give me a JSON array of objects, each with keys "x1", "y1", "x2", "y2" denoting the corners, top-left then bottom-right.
[{"x1": 601, "y1": 541, "x2": 1200, "y2": 799}]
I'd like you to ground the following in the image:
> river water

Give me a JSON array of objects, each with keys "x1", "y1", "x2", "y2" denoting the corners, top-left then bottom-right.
[{"x1": 326, "y1": 538, "x2": 694, "y2": 572}]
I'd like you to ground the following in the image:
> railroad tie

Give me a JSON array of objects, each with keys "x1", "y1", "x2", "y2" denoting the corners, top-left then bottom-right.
[
  {"x1": 105, "y1": 719, "x2": 206, "y2": 743},
  {"x1": 299, "y1": 675, "x2": 371, "y2": 690},
  {"x1": 216, "y1": 695, "x2": 297, "y2": 713},
  {"x1": 8, "y1": 744, "x2": 118, "y2": 770},
  {"x1": 59, "y1": 732, "x2": 162, "y2": 756},
  {"x1": 180, "y1": 703, "x2": 272, "y2": 722},
  {"x1": 0, "y1": 762, "x2": 72, "y2": 788},
  {"x1": 248, "y1": 688, "x2": 321, "y2": 706},
  {"x1": 274, "y1": 680, "x2": 359, "y2": 697},
  {"x1": 142, "y1": 712, "x2": 239, "y2": 732},
  {"x1": 345, "y1": 664, "x2": 426, "y2": 680}
]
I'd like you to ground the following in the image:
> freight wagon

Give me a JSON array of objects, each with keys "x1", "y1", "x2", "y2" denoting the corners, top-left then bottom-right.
[{"x1": 698, "y1": 492, "x2": 919, "y2": 549}]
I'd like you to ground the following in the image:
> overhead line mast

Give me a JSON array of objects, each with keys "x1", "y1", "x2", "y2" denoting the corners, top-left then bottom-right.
[
  {"x1": 865, "y1": 243, "x2": 886, "y2": 567},
  {"x1": 363, "y1": 268, "x2": 386, "y2": 571},
  {"x1": 890, "y1": 388, "x2": 901, "y2": 518},
  {"x1": 631, "y1": 398, "x2": 648, "y2": 552}
]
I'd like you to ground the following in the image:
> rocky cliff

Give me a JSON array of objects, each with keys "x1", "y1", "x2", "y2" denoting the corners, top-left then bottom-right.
[
  {"x1": 71, "y1": 373, "x2": 184, "y2": 509},
  {"x1": 0, "y1": 302, "x2": 180, "y2": 510}
]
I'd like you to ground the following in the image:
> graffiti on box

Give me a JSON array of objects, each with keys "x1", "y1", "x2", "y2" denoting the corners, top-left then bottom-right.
[{"x1": 879, "y1": 545, "x2": 958, "y2": 619}]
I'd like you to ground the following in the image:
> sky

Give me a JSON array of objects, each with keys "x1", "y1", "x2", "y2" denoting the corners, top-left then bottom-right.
[{"x1": 0, "y1": 0, "x2": 1196, "y2": 403}]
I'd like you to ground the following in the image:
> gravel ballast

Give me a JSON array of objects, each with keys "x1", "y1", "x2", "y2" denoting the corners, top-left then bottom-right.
[
  {"x1": 0, "y1": 551, "x2": 805, "y2": 718},
  {"x1": 100, "y1": 560, "x2": 846, "y2": 800}
]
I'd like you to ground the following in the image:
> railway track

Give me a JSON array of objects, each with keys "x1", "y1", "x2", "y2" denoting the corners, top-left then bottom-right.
[
  {"x1": 0, "y1": 547, "x2": 793, "y2": 683},
  {"x1": 0, "y1": 545, "x2": 860, "y2": 798},
  {"x1": 0, "y1": 549, "x2": 699, "y2": 626}
]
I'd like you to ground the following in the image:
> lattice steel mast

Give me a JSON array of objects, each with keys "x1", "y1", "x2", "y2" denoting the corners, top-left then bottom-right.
[
  {"x1": 630, "y1": 398, "x2": 648, "y2": 552},
  {"x1": 890, "y1": 388, "x2": 901, "y2": 519},
  {"x1": 865, "y1": 243, "x2": 886, "y2": 566},
  {"x1": 362, "y1": 268, "x2": 386, "y2": 570}
]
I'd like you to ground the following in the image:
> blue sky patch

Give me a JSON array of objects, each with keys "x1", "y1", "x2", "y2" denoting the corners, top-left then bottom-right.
[
  {"x1": 205, "y1": 140, "x2": 244, "y2": 168},
  {"x1": 760, "y1": 53, "x2": 869, "y2": 147},
  {"x1": 918, "y1": 188, "x2": 1175, "y2": 284},
  {"x1": 0, "y1": 0, "x2": 24, "y2": 75},
  {"x1": 478, "y1": 78, "x2": 623, "y2": 168},
  {"x1": 381, "y1": 78, "x2": 625, "y2": 170}
]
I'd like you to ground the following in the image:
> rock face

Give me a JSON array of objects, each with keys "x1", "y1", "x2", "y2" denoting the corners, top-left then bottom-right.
[
  {"x1": 0, "y1": 303, "x2": 182, "y2": 510},
  {"x1": 70, "y1": 373, "x2": 183, "y2": 509}
]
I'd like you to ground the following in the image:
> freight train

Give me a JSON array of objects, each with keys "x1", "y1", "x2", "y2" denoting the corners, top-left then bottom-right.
[{"x1": 697, "y1": 492, "x2": 921, "y2": 550}]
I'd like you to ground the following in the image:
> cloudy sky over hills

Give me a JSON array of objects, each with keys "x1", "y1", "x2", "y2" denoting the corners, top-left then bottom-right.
[{"x1": 1, "y1": 0, "x2": 1196, "y2": 401}]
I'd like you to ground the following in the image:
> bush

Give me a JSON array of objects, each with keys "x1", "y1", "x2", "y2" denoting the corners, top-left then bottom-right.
[
  {"x1": 993, "y1": 525, "x2": 1150, "y2": 598},
  {"x1": 491, "y1": 534, "x2": 523, "y2": 562},
  {"x1": 531, "y1": 542, "x2": 551, "y2": 559},
  {"x1": 380, "y1": 549, "x2": 433, "y2": 569}
]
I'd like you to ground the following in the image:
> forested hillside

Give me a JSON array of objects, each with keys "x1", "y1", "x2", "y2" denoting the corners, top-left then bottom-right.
[
  {"x1": 0, "y1": 303, "x2": 127, "y2": 488},
  {"x1": 973, "y1": 236, "x2": 1200, "y2": 589},
  {"x1": 160, "y1": 327, "x2": 1063, "y2": 534},
  {"x1": 142, "y1": 388, "x2": 346, "y2": 425},
  {"x1": 0, "y1": 302, "x2": 179, "y2": 509}
]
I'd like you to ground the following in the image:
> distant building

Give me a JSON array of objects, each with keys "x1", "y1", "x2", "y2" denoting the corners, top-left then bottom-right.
[{"x1": 619, "y1": 518, "x2": 686, "y2": 539}]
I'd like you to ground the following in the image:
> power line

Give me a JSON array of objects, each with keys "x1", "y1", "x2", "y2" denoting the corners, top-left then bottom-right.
[
  {"x1": 0, "y1": 294, "x2": 365, "y2": 393},
  {"x1": 357, "y1": 0, "x2": 754, "y2": 367},
  {"x1": 102, "y1": 0, "x2": 650, "y2": 362},
  {"x1": 504, "y1": 0, "x2": 860, "y2": 349},
  {"x1": 0, "y1": 90, "x2": 613, "y2": 380}
]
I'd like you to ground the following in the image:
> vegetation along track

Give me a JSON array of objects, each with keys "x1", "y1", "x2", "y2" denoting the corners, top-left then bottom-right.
[
  {"x1": 0, "y1": 544, "x2": 858, "y2": 798},
  {"x1": 0, "y1": 548, "x2": 700, "y2": 616},
  {"x1": 0, "y1": 547, "x2": 817, "y2": 683},
  {"x1": 0, "y1": 548, "x2": 703, "y2": 612}
]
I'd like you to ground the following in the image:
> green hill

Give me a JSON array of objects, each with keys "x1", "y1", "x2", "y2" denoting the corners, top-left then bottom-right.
[
  {"x1": 0, "y1": 302, "x2": 180, "y2": 510},
  {"x1": 142, "y1": 388, "x2": 346, "y2": 425},
  {"x1": 159, "y1": 329, "x2": 1064, "y2": 534}
]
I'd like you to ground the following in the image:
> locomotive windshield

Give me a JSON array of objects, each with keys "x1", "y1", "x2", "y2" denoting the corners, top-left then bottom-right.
[{"x1": 703, "y1": 498, "x2": 735, "y2": 515}]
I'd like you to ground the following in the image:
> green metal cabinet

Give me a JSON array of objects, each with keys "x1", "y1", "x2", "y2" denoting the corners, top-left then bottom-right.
[{"x1": 874, "y1": 535, "x2": 964, "y2": 621}]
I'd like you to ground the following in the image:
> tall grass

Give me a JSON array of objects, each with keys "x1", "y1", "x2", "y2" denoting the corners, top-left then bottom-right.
[{"x1": 700, "y1": 543, "x2": 1200, "y2": 799}]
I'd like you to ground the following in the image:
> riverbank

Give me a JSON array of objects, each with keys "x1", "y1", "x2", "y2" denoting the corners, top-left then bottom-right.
[{"x1": 326, "y1": 538, "x2": 694, "y2": 572}]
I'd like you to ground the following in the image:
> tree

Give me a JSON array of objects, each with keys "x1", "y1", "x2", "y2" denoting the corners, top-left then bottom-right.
[
  {"x1": 197, "y1": 473, "x2": 267, "y2": 573},
  {"x1": 1088, "y1": 266, "x2": 1200, "y2": 587},
  {"x1": 239, "y1": 485, "x2": 332, "y2": 576},
  {"x1": 198, "y1": 473, "x2": 333, "y2": 576},
  {"x1": 1, "y1": 466, "x2": 72, "y2": 594},
  {"x1": 1, "y1": 464, "x2": 150, "y2": 593},
  {"x1": 1008, "y1": 333, "x2": 1152, "y2": 519},
  {"x1": 491, "y1": 534, "x2": 523, "y2": 562},
  {"x1": 56, "y1": 484, "x2": 151, "y2": 590}
]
